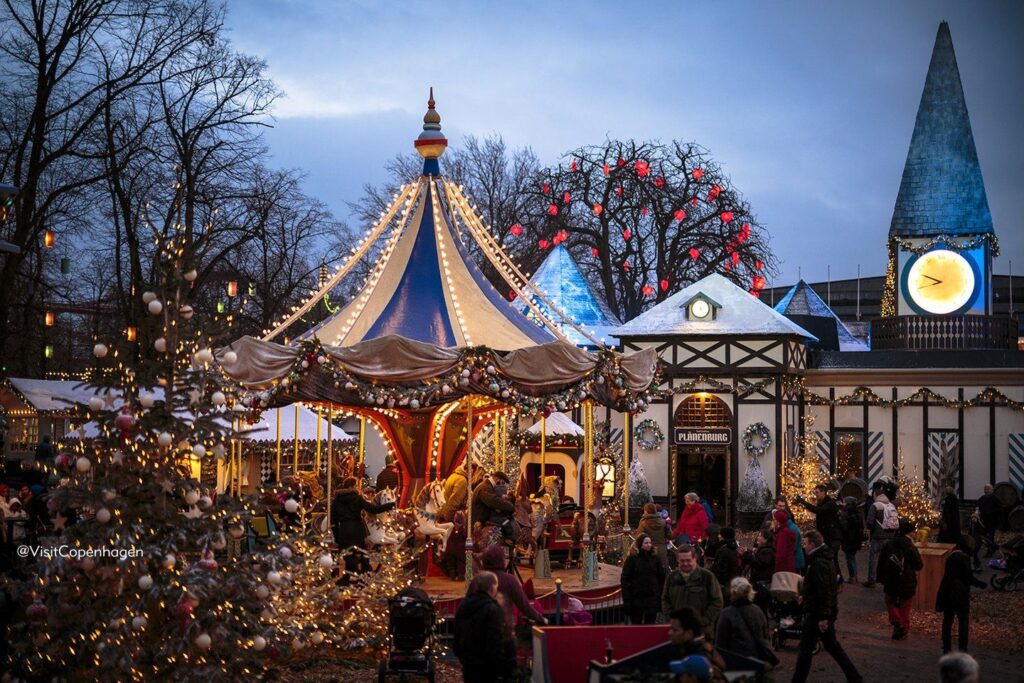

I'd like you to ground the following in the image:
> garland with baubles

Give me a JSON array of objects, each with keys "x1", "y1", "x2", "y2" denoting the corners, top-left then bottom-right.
[
  {"x1": 633, "y1": 419, "x2": 665, "y2": 450},
  {"x1": 241, "y1": 338, "x2": 661, "y2": 418},
  {"x1": 889, "y1": 233, "x2": 999, "y2": 256},
  {"x1": 782, "y1": 376, "x2": 1024, "y2": 411},
  {"x1": 742, "y1": 422, "x2": 771, "y2": 458}
]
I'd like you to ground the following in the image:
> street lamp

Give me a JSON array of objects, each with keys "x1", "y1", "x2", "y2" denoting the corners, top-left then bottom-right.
[{"x1": 0, "y1": 182, "x2": 19, "y2": 254}]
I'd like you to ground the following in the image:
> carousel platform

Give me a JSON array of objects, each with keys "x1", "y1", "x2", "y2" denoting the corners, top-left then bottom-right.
[{"x1": 422, "y1": 562, "x2": 622, "y2": 618}]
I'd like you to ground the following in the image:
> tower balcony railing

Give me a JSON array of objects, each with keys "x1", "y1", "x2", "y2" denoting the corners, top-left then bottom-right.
[{"x1": 870, "y1": 315, "x2": 1019, "y2": 351}]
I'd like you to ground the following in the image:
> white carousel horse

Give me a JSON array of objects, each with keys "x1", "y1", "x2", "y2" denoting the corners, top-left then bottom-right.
[
  {"x1": 365, "y1": 487, "x2": 407, "y2": 546},
  {"x1": 411, "y1": 481, "x2": 454, "y2": 552}
]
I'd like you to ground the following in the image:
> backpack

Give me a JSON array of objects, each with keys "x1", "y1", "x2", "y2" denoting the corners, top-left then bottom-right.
[
  {"x1": 701, "y1": 499, "x2": 715, "y2": 524},
  {"x1": 880, "y1": 543, "x2": 907, "y2": 584},
  {"x1": 876, "y1": 501, "x2": 899, "y2": 530}
]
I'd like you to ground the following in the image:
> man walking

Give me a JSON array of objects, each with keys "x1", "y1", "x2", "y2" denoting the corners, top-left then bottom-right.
[
  {"x1": 863, "y1": 483, "x2": 899, "y2": 587},
  {"x1": 791, "y1": 530, "x2": 863, "y2": 683},
  {"x1": 662, "y1": 544, "x2": 723, "y2": 640},
  {"x1": 878, "y1": 520, "x2": 924, "y2": 640},
  {"x1": 796, "y1": 484, "x2": 843, "y2": 581}
]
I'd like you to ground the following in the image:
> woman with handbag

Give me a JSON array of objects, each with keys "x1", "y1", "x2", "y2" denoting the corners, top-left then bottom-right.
[{"x1": 714, "y1": 577, "x2": 778, "y2": 670}]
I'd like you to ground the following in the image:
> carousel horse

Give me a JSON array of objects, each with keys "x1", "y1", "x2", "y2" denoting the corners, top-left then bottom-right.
[
  {"x1": 537, "y1": 475, "x2": 567, "y2": 542},
  {"x1": 408, "y1": 481, "x2": 454, "y2": 552},
  {"x1": 365, "y1": 487, "x2": 406, "y2": 546}
]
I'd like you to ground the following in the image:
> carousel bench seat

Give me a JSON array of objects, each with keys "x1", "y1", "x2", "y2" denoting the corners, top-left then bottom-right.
[{"x1": 531, "y1": 624, "x2": 667, "y2": 683}]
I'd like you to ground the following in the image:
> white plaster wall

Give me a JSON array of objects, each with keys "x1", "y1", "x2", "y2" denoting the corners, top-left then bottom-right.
[{"x1": 735, "y1": 402, "x2": 778, "y2": 496}]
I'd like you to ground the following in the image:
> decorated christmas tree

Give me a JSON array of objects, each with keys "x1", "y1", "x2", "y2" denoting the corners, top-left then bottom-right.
[
  {"x1": 779, "y1": 416, "x2": 830, "y2": 527},
  {"x1": 894, "y1": 461, "x2": 941, "y2": 529},
  {"x1": 737, "y1": 459, "x2": 773, "y2": 512},
  {"x1": 628, "y1": 456, "x2": 654, "y2": 509}
]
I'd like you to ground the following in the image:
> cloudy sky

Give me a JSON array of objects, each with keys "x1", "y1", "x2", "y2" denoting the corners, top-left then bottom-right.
[{"x1": 224, "y1": 0, "x2": 1023, "y2": 286}]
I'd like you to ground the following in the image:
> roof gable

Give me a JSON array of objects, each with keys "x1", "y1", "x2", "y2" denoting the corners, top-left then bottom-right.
[{"x1": 774, "y1": 281, "x2": 868, "y2": 351}]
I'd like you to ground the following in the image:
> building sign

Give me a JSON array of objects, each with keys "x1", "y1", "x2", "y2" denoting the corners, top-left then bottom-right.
[{"x1": 673, "y1": 428, "x2": 732, "y2": 445}]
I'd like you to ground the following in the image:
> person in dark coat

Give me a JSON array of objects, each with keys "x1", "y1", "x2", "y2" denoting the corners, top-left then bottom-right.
[
  {"x1": 471, "y1": 472, "x2": 514, "y2": 529},
  {"x1": 840, "y1": 497, "x2": 866, "y2": 584},
  {"x1": 711, "y1": 527, "x2": 741, "y2": 605},
  {"x1": 796, "y1": 484, "x2": 843, "y2": 580},
  {"x1": 374, "y1": 458, "x2": 402, "y2": 493},
  {"x1": 621, "y1": 534, "x2": 666, "y2": 624},
  {"x1": 938, "y1": 487, "x2": 961, "y2": 544},
  {"x1": 936, "y1": 540, "x2": 987, "y2": 653},
  {"x1": 715, "y1": 577, "x2": 771, "y2": 662},
  {"x1": 972, "y1": 484, "x2": 999, "y2": 565},
  {"x1": 743, "y1": 529, "x2": 775, "y2": 613},
  {"x1": 33, "y1": 435, "x2": 54, "y2": 463},
  {"x1": 878, "y1": 520, "x2": 924, "y2": 640},
  {"x1": 329, "y1": 477, "x2": 395, "y2": 573},
  {"x1": 791, "y1": 531, "x2": 863, "y2": 683},
  {"x1": 454, "y1": 571, "x2": 516, "y2": 683}
]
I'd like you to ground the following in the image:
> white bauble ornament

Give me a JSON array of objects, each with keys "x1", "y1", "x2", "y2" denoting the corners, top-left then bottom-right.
[
  {"x1": 211, "y1": 532, "x2": 226, "y2": 550},
  {"x1": 102, "y1": 489, "x2": 117, "y2": 502},
  {"x1": 192, "y1": 444, "x2": 206, "y2": 458},
  {"x1": 142, "y1": 291, "x2": 157, "y2": 304},
  {"x1": 157, "y1": 432, "x2": 173, "y2": 447},
  {"x1": 88, "y1": 396, "x2": 103, "y2": 412},
  {"x1": 223, "y1": 350, "x2": 238, "y2": 366},
  {"x1": 80, "y1": 556, "x2": 95, "y2": 572},
  {"x1": 255, "y1": 585, "x2": 270, "y2": 600},
  {"x1": 132, "y1": 616, "x2": 148, "y2": 631},
  {"x1": 162, "y1": 553, "x2": 176, "y2": 570},
  {"x1": 318, "y1": 554, "x2": 334, "y2": 569},
  {"x1": 283, "y1": 498, "x2": 299, "y2": 513},
  {"x1": 198, "y1": 495, "x2": 212, "y2": 509},
  {"x1": 278, "y1": 546, "x2": 292, "y2": 560},
  {"x1": 75, "y1": 457, "x2": 91, "y2": 473},
  {"x1": 194, "y1": 633, "x2": 212, "y2": 651},
  {"x1": 213, "y1": 442, "x2": 226, "y2": 458},
  {"x1": 267, "y1": 570, "x2": 282, "y2": 585},
  {"x1": 184, "y1": 269, "x2": 198, "y2": 282},
  {"x1": 210, "y1": 391, "x2": 226, "y2": 406},
  {"x1": 95, "y1": 508, "x2": 111, "y2": 524},
  {"x1": 252, "y1": 635, "x2": 267, "y2": 651},
  {"x1": 228, "y1": 524, "x2": 244, "y2": 539},
  {"x1": 154, "y1": 337, "x2": 167, "y2": 353},
  {"x1": 195, "y1": 347, "x2": 213, "y2": 364},
  {"x1": 180, "y1": 304, "x2": 194, "y2": 320},
  {"x1": 93, "y1": 343, "x2": 108, "y2": 358},
  {"x1": 139, "y1": 393, "x2": 155, "y2": 408},
  {"x1": 147, "y1": 299, "x2": 163, "y2": 315},
  {"x1": 292, "y1": 637, "x2": 304, "y2": 651},
  {"x1": 138, "y1": 574, "x2": 153, "y2": 590},
  {"x1": 184, "y1": 490, "x2": 200, "y2": 506},
  {"x1": 311, "y1": 631, "x2": 324, "y2": 645}
]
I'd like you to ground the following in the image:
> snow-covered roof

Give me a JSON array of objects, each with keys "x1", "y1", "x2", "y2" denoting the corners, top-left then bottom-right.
[
  {"x1": 4, "y1": 378, "x2": 107, "y2": 412},
  {"x1": 613, "y1": 273, "x2": 817, "y2": 339},
  {"x1": 526, "y1": 411, "x2": 584, "y2": 436},
  {"x1": 774, "y1": 280, "x2": 869, "y2": 352}
]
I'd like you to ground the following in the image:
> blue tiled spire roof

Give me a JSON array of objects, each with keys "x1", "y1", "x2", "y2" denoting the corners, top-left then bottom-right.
[
  {"x1": 774, "y1": 280, "x2": 867, "y2": 350},
  {"x1": 889, "y1": 21, "x2": 993, "y2": 237}
]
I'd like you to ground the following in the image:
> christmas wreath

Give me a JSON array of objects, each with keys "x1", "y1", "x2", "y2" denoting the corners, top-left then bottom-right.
[
  {"x1": 742, "y1": 422, "x2": 772, "y2": 458},
  {"x1": 633, "y1": 419, "x2": 664, "y2": 450}
]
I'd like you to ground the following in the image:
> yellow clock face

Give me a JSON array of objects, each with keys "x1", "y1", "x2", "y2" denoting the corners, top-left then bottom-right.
[{"x1": 906, "y1": 250, "x2": 976, "y2": 314}]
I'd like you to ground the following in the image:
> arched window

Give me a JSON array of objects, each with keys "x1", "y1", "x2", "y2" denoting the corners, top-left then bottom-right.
[{"x1": 674, "y1": 393, "x2": 731, "y2": 428}]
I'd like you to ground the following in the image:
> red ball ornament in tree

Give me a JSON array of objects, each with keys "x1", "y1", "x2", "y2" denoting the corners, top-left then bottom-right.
[
  {"x1": 508, "y1": 290, "x2": 517, "y2": 301},
  {"x1": 616, "y1": 186, "x2": 623, "y2": 197},
  {"x1": 708, "y1": 184, "x2": 721, "y2": 202},
  {"x1": 570, "y1": 160, "x2": 578, "y2": 172},
  {"x1": 617, "y1": 157, "x2": 626, "y2": 167},
  {"x1": 731, "y1": 251, "x2": 740, "y2": 266},
  {"x1": 692, "y1": 168, "x2": 704, "y2": 180},
  {"x1": 749, "y1": 289, "x2": 761, "y2": 298},
  {"x1": 635, "y1": 160, "x2": 650, "y2": 177},
  {"x1": 654, "y1": 177, "x2": 665, "y2": 188},
  {"x1": 674, "y1": 209, "x2": 686, "y2": 222},
  {"x1": 563, "y1": 191, "x2": 570, "y2": 204},
  {"x1": 539, "y1": 239, "x2": 550, "y2": 249},
  {"x1": 510, "y1": 224, "x2": 523, "y2": 236},
  {"x1": 753, "y1": 275, "x2": 767, "y2": 290},
  {"x1": 591, "y1": 247, "x2": 600, "y2": 257},
  {"x1": 114, "y1": 407, "x2": 136, "y2": 431},
  {"x1": 736, "y1": 231, "x2": 748, "y2": 244},
  {"x1": 622, "y1": 229, "x2": 631, "y2": 241},
  {"x1": 691, "y1": 197, "x2": 698, "y2": 206},
  {"x1": 622, "y1": 261, "x2": 630, "y2": 271},
  {"x1": 593, "y1": 203, "x2": 603, "y2": 216},
  {"x1": 542, "y1": 183, "x2": 550, "y2": 194},
  {"x1": 642, "y1": 285, "x2": 654, "y2": 297},
  {"x1": 603, "y1": 163, "x2": 610, "y2": 176},
  {"x1": 755, "y1": 260, "x2": 764, "y2": 270},
  {"x1": 689, "y1": 248, "x2": 700, "y2": 260},
  {"x1": 640, "y1": 206, "x2": 648, "y2": 216},
  {"x1": 547, "y1": 204, "x2": 558, "y2": 216},
  {"x1": 741, "y1": 223, "x2": 751, "y2": 236},
  {"x1": 660, "y1": 279, "x2": 670, "y2": 292},
  {"x1": 720, "y1": 211, "x2": 734, "y2": 223}
]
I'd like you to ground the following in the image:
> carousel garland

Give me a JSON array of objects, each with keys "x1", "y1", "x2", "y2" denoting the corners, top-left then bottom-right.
[
  {"x1": 783, "y1": 376, "x2": 1024, "y2": 411},
  {"x1": 247, "y1": 338, "x2": 661, "y2": 416},
  {"x1": 742, "y1": 422, "x2": 771, "y2": 458},
  {"x1": 515, "y1": 431, "x2": 584, "y2": 449},
  {"x1": 633, "y1": 419, "x2": 664, "y2": 450}
]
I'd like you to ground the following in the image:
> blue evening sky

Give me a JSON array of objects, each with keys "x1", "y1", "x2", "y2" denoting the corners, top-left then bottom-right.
[{"x1": 224, "y1": 0, "x2": 1023, "y2": 286}]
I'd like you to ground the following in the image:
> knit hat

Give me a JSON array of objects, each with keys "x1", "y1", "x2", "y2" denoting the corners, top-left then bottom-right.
[
  {"x1": 481, "y1": 544, "x2": 506, "y2": 570},
  {"x1": 773, "y1": 510, "x2": 788, "y2": 524}
]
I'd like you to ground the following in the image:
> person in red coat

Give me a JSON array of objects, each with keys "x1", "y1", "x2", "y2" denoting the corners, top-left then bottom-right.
[
  {"x1": 673, "y1": 492, "x2": 709, "y2": 543},
  {"x1": 772, "y1": 510, "x2": 798, "y2": 573}
]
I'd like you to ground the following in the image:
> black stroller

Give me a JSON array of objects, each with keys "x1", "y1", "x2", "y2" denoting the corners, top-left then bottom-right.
[
  {"x1": 378, "y1": 586, "x2": 437, "y2": 682},
  {"x1": 762, "y1": 572, "x2": 819, "y2": 653},
  {"x1": 990, "y1": 536, "x2": 1024, "y2": 592}
]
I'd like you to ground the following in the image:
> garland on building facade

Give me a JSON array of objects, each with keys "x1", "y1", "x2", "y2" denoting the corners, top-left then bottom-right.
[
  {"x1": 783, "y1": 377, "x2": 1024, "y2": 411},
  {"x1": 661, "y1": 375, "x2": 776, "y2": 398}
]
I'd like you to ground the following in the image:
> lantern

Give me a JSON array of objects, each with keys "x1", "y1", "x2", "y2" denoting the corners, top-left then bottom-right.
[
  {"x1": 217, "y1": 301, "x2": 225, "y2": 313},
  {"x1": 43, "y1": 230, "x2": 56, "y2": 248},
  {"x1": 596, "y1": 457, "x2": 616, "y2": 498},
  {"x1": 227, "y1": 280, "x2": 238, "y2": 297},
  {"x1": 44, "y1": 345, "x2": 54, "y2": 359},
  {"x1": 44, "y1": 311, "x2": 55, "y2": 327},
  {"x1": 60, "y1": 257, "x2": 71, "y2": 274},
  {"x1": 125, "y1": 326, "x2": 137, "y2": 341}
]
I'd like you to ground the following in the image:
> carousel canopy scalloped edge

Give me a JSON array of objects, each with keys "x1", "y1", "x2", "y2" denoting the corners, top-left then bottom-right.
[{"x1": 218, "y1": 334, "x2": 661, "y2": 416}]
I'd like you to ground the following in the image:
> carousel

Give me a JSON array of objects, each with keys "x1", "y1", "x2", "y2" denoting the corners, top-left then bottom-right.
[{"x1": 218, "y1": 92, "x2": 660, "y2": 598}]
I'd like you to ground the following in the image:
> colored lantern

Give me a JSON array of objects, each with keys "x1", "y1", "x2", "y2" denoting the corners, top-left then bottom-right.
[
  {"x1": 603, "y1": 163, "x2": 610, "y2": 176},
  {"x1": 720, "y1": 211, "x2": 734, "y2": 223},
  {"x1": 563, "y1": 191, "x2": 570, "y2": 204},
  {"x1": 731, "y1": 251, "x2": 740, "y2": 266},
  {"x1": 44, "y1": 345, "x2": 54, "y2": 359},
  {"x1": 691, "y1": 198, "x2": 698, "y2": 206},
  {"x1": 622, "y1": 261, "x2": 630, "y2": 271},
  {"x1": 660, "y1": 279, "x2": 670, "y2": 292},
  {"x1": 756, "y1": 260, "x2": 764, "y2": 270},
  {"x1": 642, "y1": 285, "x2": 654, "y2": 297},
  {"x1": 692, "y1": 168, "x2": 704, "y2": 180},
  {"x1": 43, "y1": 230, "x2": 55, "y2": 248},
  {"x1": 616, "y1": 186, "x2": 623, "y2": 197},
  {"x1": 674, "y1": 209, "x2": 686, "y2": 222},
  {"x1": 617, "y1": 157, "x2": 626, "y2": 167},
  {"x1": 634, "y1": 160, "x2": 650, "y2": 177},
  {"x1": 622, "y1": 229, "x2": 631, "y2": 241},
  {"x1": 689, "y1": 248, "x2": 700, "y2": 260},
  {"x1": 749, "y1": 290, "x2": 760, "y2": 298},
  {"x1": 542, "y1": 183, "x2": 550, "y2": 194},
  {"x1": 44, "y1": 311, "x2": 55, "y2": 326},
  {"x1": 538, "y1": 239, "x2": 550, "y2": 249},
  {"x1": 753, "y1": 275, "x2": 767, "y2": 290},
  {"x1": 547, "y1": 204, "x2": 558, "y2": 216},
  {"x1": 125, "y1": 326, "x2": 137, "y2": 341},
  {"x1": 654, "y1": 177, "x2": 665, "y2": 188},
  {"x1": 593, "y1": 203, "x2": 603, "y2": 216},
  {"x1": 640, "y1": 206, "x2": 648, "y2": 216},
  {"x1": 510, "y1": 224, "x2": 523, "y2": 236},
  {"x1": 591, "y1": 247, "x2": 599, "y2": 257},
  {"x1": 508, "y1": 290, "x2": 517, "y2": 301},
  {"x1": 570, "y1": 160, "x2": 578, "y2": 171},
  {"x1": 227, "y1": 280, "x2": 238, "y2": 297},
  {"x1": 596, "y1": 457, "x2": 616, "y2": 498},
  {"x1": 217, "y1": 301, "x2": 225, "y2": 313}
]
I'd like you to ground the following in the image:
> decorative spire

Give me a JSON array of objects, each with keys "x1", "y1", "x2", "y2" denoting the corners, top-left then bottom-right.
[{"x1": 415, "y1": 87, "x2": 448, "y2": 174}]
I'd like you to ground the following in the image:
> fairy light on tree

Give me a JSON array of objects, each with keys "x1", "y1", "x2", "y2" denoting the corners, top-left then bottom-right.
[{"x1": 780, "y1": 415, "x2": 829, "y2": 527}]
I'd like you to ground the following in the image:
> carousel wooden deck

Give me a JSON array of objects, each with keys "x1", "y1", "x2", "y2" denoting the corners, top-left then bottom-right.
[{"x1": 421, "y1": 561, "x2": 622, "y2": 606}]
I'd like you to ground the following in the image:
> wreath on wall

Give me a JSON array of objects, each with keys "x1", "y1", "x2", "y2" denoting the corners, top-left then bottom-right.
[
  {"x1": 634, "y1": 419, "x2": 665, "y2": 450},
  {"x1": 742, "y1": 422, "x2": 772, "y2": 458}
]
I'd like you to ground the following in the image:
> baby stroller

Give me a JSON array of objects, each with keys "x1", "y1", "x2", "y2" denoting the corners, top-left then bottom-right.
[
  {"x1": 378, "y1": 586, "x2": 437, "y2": 682},
  {"x1": 990, "y1": 536, "x2": 1024, "y2": 592},
  {"x1": 765, "y1": 572, "x2": 818, "y2": 653}
]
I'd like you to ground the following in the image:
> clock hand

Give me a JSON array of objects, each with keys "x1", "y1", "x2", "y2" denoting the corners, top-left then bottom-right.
[{"x1": 919, "y1": 274, "x2": 941, "y2": 285}]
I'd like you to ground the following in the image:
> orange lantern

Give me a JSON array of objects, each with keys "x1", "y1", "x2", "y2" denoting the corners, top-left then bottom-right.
[
  {"x1": 126, "y1": 326, "x2": 137, "y2": 341},
  {"x1": 44, "y1": 311, "x2": 55, "y2": 326},
  {"x1": 227, "y1": 280, "x2": 238, "y2": 297},
  {"x1": 43, "y1": 230, "x2": 56, "y2": 248}
]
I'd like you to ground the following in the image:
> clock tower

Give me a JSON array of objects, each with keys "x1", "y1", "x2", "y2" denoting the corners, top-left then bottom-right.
[{"x1": 882, "y1": 22, "x2": 995, "y2": 321}]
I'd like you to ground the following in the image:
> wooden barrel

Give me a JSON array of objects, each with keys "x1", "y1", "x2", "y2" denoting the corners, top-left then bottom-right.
[
  {"x1": 994, "y1": 481, "x2": 1020, "y2": 509},
  {"x1": 1009, "y1": 505, "x2": 1024, "y2": 533},
  {"x1": 839, "y1": 478, "x2": 868, "y2": 502}
]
